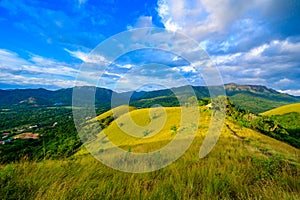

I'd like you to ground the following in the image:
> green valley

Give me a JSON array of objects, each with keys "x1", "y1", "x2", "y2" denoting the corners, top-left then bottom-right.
[{"x1": 0, "y1": 99, "x2": 299, "y2": 199}]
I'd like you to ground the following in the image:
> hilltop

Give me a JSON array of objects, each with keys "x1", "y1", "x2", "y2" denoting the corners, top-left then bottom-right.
[
  {"x1": 259, "y1": 103, "x2": 300, "y2": 148},
  {"x1": 82, "y1": 104, "x2": 299, "y2": 158},
  {"x1": 261, "y1": 103, "x2": 300, "y2": 116}
]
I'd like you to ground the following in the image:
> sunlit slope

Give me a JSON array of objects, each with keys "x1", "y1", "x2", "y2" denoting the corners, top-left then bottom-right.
[
  {"x1": 86, "y1": 106, "x2": 200, "y2": 154},
  {"x1": 261, "y1": 103, "x2": 300, "y2": 116},
  {"x1": 2, "y1": 106, "x2": 299, "y2": 199},
  {"x1": 81, "y1": 106, "x2": 299, "y2": 164}
]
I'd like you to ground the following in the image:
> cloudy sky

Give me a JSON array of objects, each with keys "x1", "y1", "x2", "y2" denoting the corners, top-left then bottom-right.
[{"x1": 0, "y1": 0, "x2": 299, "y2": 95}]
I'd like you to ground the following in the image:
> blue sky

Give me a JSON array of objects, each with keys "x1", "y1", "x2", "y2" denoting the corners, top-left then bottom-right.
[{"x1": 0, "y1": 0, "x2": 299, "y2": 95}]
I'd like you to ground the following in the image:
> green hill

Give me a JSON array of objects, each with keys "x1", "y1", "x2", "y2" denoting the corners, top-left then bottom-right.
[
  {"x1": 229, "y1": 93, "x2": 292, "y2": 114},
  {"x1": 260, "y1": 103, "x2": 300, "y2": 148},
  {"x1": 1, "y1": 105, "x2": 299, "y2": 199},
  {"x1": 261, "y1": 103, "x2": 300, "y2": 116}
]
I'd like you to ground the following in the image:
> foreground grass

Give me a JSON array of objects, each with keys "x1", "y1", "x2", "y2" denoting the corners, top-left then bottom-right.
[{"x1": 1, "y1": 132, "x2": 299, "y2": 199}]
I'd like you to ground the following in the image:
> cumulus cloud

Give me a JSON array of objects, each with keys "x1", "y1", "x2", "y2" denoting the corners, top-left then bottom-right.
[
  {"x1": 0, "y1": 0, "x2": 299, "y2": 94},
  {"x1": 156, "y1": 0, "x2": 300, "y2": 94},
  {"x1": 157, "y1": 0, "x2": 300, "y2": 41},
  {"x1": 278, "y1": 89, "x2": 300, "y2": 96},
  {"x1": 0, "y1": 48, "x2": 81, "y2": 88},
  {"x1": 157, "y1": 0, "x2": 259, "y2": 39},
  {"x1": 213, "y1": 38, "x2": 300, "y2": 91},
  {"x1": 64, "y1": 48, "x2": 110, "y2": 64}
]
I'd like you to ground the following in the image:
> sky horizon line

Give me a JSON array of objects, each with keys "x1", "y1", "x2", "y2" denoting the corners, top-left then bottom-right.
[{"x1": 0, "y1": 82, "x2": 299, "y2": 97}]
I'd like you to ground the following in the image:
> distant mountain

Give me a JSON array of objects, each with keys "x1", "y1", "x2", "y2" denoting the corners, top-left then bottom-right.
[
  {"x1": 0, "y1": 84, "x2": 299, "y2": 113},
  {"x1": 223, "y1": 83, "x2": 300, "y2": 113},
  {"x1": 131, "y1": 84, "x2": 300, "y2": 113},
  {"x1": 0, "y1": 87, "x2": 113, "y2": 107}
]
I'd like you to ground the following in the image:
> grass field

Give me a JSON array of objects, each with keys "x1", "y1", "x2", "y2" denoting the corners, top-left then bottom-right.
[
  {"x1": 1, "y1": 106, "x2": 299, "y2": 199},
  {"x1": 261, "y1": 103, "x2": 300, "y2": 116}
]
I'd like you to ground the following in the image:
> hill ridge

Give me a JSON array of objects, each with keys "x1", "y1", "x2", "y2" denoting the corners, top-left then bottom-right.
[{"x1": 0, "y1": 84, "x2": 299, "y2": 114}]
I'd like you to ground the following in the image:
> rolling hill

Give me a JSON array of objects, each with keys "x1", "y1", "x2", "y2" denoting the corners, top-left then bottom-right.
[
  {"x1": 84, "y1": 105, "x2": 299, "y2": 158},
  {"x1": 261, "y1": 103, "x2": 300, "y2": 116},
  {"x1": 1, "y1": 105, "x2": 299, "y2": 199},
  {"x1": 260, "y1": 103, "x2": 300, "y2": 148}
]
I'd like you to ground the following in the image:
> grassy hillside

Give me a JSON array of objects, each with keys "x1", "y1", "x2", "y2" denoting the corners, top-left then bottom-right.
[
  {"x1": 260, "y1": 103, "x2": 300, "y2": 148},
  {"x1": 1, "y1": 106, "x2": 299, "y2": 199},
  {"x1": 261, "y1": 103, "x2": 300, "y2": 116},
  {"x1": 230, "y1": 93, "x2": 291, "y2": 114}
]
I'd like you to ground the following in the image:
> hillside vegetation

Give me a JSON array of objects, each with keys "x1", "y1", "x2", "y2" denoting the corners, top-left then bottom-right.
[
  {"x1": 229, "y1": 93, "x2": 291, "y2": 114},
  {"x1": 1, "y1": 99, "x2": 300, "y2": 199},
  {"x1": 1, "y1": 105, "x2": 299, "y2": 199},
  {"x1": 261, "y1": 103, "x2": 300, "y2": 116},
  {"x1": 259, "y1": 103, "x2": 300, "y2": 149}
]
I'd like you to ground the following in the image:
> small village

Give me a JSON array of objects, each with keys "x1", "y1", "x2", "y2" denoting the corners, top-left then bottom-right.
[{"x1": 0, "y1": 122, "x2": 58, "y2": 145}]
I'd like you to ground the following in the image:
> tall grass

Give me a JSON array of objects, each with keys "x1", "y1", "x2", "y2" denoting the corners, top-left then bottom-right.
[
  {"x1": 1, "y1": 132, "x2": 299, "y2": 199},
  {"x1": 0, "y1": 107, "x2": 299, "y2": 199}
]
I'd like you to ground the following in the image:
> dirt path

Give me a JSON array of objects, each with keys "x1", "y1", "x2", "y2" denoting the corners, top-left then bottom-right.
[{"x1": 225, "y1": 124, "x2": 245, "y2": 140}]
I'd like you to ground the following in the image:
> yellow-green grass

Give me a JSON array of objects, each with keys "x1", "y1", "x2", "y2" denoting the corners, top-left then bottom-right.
[
  {"x1": 84, "y1": 106, "x2": 203, "y2": 154},
  {"x1": 1, "y1": 106, "x2": 299, "y2": 199},
  {"x1": 81, "y1": 105, "x2": 299, "y2": 163},
  {"x1": 1, "y1": 129, "x2": 299, "y2": 199},
  {"x1": 99, "y1": 107, "x2": 183, "y2": 150},
  {"x1": 261, "y1": 103, "x2": 300, "y2": 116}
]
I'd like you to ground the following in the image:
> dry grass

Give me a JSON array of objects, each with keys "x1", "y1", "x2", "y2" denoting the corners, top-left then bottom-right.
[
  {"x1": 261, "y1": 103, "x2": 300, "y2": 116},
  {"x1": 1, "y1": 106, "x2": 299, "y2": 199}
]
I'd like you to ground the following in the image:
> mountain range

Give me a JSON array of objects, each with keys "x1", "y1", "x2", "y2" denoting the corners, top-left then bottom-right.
[{"x1": 1, "y1": 83, "x2": 299, "y2": 113}]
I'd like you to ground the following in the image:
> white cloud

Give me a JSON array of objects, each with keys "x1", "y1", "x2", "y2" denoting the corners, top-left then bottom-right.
[
  {"x1": 0, "y1": 49, "x2": 78, "y2": 77},
  {"x1": 0, "y1": 48, "x2": 81, "y2": 88},
  {"x1": 277, "y1": 89, "x2": 300, "y2": 96},
  {"x1": 214, "y1": 39, "x2": 300, "y2": 66},
  {"x1": 275, "y1": 78, "x2": 294, "y2": 86},
  {"x1": 64, "y1": 48, "x2": 109, "y2": 64},
  {"x1": 177, "y1": 66, "x2": 197, "y2": 73},
  {"x1": 22, "y1": 64, "x2": 78, "y2": 77},
  {"x1": 103, "y1": 71, "x2": 123, "y2": 78},
  {"x1": 211, "y1": 38, "x2": 300, "y2": 93},
  {"x1": 247, "y1": 44, "x2": 269, "y2": 59},
  {"x1": 157, "y1": 0, "x2": 264, "y2": 40},
  {"x1": 119, "y1": 64, "x2": 133, "y2": 69},
  {"x1": 0, "y1": 49, "x2": 28, "y2": 71},
  {"x1": 0, "y1": 71, "x2": 85, "y2": 88}
]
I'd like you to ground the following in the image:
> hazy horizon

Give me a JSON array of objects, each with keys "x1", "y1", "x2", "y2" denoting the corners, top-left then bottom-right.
[{"x1": 1, "y1": 82, "x2": 299, "y2": 97}]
